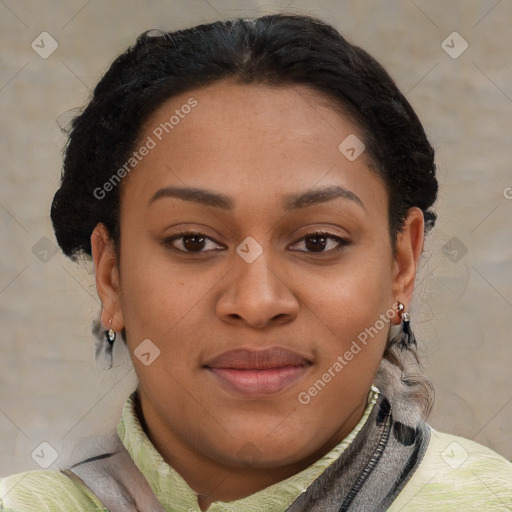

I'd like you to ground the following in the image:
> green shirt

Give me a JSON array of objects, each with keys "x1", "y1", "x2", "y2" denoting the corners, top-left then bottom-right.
[{"x1": 1, "y1": 385, "x2": 511, "y2": 511}]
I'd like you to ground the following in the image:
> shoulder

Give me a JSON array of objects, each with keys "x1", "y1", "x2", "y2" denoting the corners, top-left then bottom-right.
[
  {"x1": 389, "y1": 427, "x2": 512, "y2": 511},
  {"x1": 0, "y1": 469, "x2": 106, "y2": 511}
]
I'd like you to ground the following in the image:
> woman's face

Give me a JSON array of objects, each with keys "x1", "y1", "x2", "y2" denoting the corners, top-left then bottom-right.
[{"x1": 93, "y1": 80, "x2": 423, "y2": 472}]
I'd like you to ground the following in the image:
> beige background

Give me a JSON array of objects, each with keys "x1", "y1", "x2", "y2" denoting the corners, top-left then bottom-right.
[{"x1": 1, "y1": 0, "x2": 511, "y2": 475}]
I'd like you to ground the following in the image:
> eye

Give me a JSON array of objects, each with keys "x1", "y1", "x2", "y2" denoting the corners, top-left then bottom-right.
[
  {"x1": 163, "y1": 231, "x2": 225, "y2": 253},
  {"x1": 163, "y1": 230, "x2": 349, "y2": 255},
  {"x1": 289, "y1": 231, "x2": 350, "y2": 254}
]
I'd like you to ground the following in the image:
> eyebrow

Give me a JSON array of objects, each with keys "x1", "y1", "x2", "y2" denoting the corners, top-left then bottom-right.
[{"x1": 147, "y1": 185, "x2": 365, "y2": 211}]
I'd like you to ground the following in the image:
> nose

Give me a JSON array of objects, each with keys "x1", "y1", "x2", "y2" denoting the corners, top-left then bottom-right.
[{"x1": 215, "y1": 249, "x2": 299, "y2": 329}]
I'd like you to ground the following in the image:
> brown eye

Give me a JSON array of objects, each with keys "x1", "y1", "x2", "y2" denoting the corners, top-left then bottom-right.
[
  {"x1": 290, "y1": 232, "x2": 349, "y2": 254},
  {"x1": 164, "y1": 232, "x2": 224, "y2": 253},
  {"x1": 182, "y1": 234, "x2": 206, "y2": 251},
  {"x1": 305, "y1": 234, "x2": 329, "y2": 252}
]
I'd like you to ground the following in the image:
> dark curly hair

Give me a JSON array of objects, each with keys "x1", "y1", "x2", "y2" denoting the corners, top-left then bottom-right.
[{"x1": 50, "y1": 13, "x2": 438, "y2": 412}]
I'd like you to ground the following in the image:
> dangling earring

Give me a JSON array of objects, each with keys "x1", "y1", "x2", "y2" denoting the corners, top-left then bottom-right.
[
  {"x1": 106, "y1": 318, "x2": 116, "y2": 346},
  {"x1": 396, "y1": 302, "x2": 416, "y2": 349},
  {"x1": 95, "y1": 316, "x2": 115, "y2": 369}
]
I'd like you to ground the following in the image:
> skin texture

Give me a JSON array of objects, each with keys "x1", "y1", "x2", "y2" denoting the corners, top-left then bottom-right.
[{"x1": 91, "y1": 80, "x2": 424, "y2": 510}]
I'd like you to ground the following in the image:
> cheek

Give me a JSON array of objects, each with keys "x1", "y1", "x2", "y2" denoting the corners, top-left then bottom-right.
[
  {"x1": 118, "y1": 241, "x2": 203, "y2": 335},
  {"x1": 296, "y1": 279, "x2": 392, "y2": 429},
  {"x1": 301, "y1": 249, "x2": 393, "y2": 380},
  {"x1": 303, "y1": 252, "x2": 393, "y2": 334}
]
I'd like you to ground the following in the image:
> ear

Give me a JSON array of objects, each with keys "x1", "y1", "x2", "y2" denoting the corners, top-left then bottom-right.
[
  {"x1": 391, "y1": 207, "x2": 425, "y2": 322},
  {"x1": 91, "y1": 223, "x2": 124, "y2": 331}
]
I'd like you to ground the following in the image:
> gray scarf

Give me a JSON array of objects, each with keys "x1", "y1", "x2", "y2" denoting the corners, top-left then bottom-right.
[{"x1": 61, "y1": 364, "x2": 430, "y2": 511}]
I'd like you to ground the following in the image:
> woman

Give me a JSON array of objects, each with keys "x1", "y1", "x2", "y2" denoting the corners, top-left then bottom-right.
[{"x1": 1, "y1": 13, "x2": 511, "y2": 512}]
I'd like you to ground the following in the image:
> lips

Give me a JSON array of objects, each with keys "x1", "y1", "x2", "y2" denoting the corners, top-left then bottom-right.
[
  {"x1": 205, "y1": 346, "x2": 311, "y2": 369},
  {"x1": 204, "y1": 347, "x2": 312, "y2": 396}
]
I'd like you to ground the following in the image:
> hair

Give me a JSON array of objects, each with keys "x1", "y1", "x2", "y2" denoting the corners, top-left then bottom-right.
[{"x1": 51, "y1": 13, "x2": 438, "y2": 417}]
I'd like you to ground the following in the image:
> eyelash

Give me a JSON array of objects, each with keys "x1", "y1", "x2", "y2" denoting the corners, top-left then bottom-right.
[{"x1": 163, "y1": 230, "x2": 350, "y2": 255}]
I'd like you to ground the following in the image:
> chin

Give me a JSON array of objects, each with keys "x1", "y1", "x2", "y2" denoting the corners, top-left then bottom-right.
[{"x1": 211, "y1": 432, "x2": 315, "y2": 469}]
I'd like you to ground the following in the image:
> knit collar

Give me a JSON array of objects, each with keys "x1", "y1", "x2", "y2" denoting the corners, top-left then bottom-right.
[{"x1": 117, "y1": 385, "x2": 380, "y2": 511}]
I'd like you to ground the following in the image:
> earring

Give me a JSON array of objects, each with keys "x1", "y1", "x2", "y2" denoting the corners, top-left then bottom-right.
[
  {"x1": 396, "y1": 302, "x2": 416, "y2": 349},
  {"x1": 106, "y1": 317, "x2": 116, "y2": 346},
  {"x1": 94, "y1": 316, "x2": 115, "y2": 370}
]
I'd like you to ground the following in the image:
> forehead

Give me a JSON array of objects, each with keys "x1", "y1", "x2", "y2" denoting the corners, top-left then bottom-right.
[{"x1": 120, "y1": 80, "x2": 387, "y2": 216}]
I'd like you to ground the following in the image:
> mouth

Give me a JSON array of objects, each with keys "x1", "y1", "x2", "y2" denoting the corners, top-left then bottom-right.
[{"x1": 204, "y1": 347, "x2": 312, "y2": 397}]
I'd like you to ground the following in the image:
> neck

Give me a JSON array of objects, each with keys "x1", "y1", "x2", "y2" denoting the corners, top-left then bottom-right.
[{"x1": 135, "y1": 391, "x2": 367, "y2": 510}]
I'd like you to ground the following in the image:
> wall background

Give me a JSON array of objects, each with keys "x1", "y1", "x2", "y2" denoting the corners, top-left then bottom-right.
[{"x1": 1, "y1": 0, "x2": 511, "y2": 475}]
